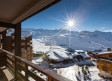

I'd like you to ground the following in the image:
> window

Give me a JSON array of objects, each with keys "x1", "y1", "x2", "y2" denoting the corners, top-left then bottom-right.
[
  {"x1": 109, "y1": 55, "x2": 112, "y2": 57},
  {"x1": 102, "y1": 66, "x2": 108, "y2": 71}
]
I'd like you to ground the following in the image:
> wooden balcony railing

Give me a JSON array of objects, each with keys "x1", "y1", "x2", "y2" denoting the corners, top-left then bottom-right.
[{"x1": 0, "y1": 48, "x2": 71, "y2": 81}]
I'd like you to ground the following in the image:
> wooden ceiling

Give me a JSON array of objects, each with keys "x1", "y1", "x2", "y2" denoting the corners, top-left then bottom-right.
[
  {"x1": 0, "y1": 27, "x2": 7, "y2": 33},
  {"x1": 0, "y1": 0, "x2": 61, "y2": 24}
]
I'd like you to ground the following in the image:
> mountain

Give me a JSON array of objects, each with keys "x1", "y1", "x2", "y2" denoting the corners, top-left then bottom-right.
[{"x1": 23, "y1": 28, "x2": 112, "y2": 51}]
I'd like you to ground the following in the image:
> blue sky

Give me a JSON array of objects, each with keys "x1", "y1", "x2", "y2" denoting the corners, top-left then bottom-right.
[{"x1": 22, "y1": 0, "x2": 112, "y2": 31}]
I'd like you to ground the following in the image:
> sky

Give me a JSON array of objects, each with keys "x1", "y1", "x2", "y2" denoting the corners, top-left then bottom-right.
[{"x1": 22, "y1": 0, "x2": 112, "y2": 31}]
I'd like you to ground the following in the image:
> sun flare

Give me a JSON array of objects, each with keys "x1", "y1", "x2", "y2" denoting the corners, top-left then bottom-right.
[{"x1": 67, "y1": 19, "x2": 75, "y2": 27}]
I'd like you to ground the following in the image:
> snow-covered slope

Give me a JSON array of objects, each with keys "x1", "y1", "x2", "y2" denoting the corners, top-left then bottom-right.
[
  {"x1": 57, "y1": 65, "x2": 107, "y2": 81},
  {"x1": 29, "y1": 28, "x2": 111, "y2": 81},
  {"x1": 32, "y1": 39, "x2": 89, "y2": 61},
  {"x1": 24, "y1": 28, "x2": 112, "y2": 51}
]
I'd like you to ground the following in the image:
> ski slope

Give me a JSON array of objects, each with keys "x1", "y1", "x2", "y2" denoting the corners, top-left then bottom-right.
[{"x1": 27, "y1": 28, "x2": 112, "y2": 51}]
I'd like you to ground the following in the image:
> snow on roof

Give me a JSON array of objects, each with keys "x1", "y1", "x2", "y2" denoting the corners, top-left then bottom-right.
[
  {"x1": 71, "y1": 52, "x2": 78, "y2": 57},
  {"x1": 6, "y1": 29, "x2": 14, "y2": 36},
  {"x1": 99, "y1": 58, "x2": 112, "y2": 62},
  {"x1": 80, "y1": 52, "x2": 89, "y2": 58},
  {"x1": 54, "y1": 51, "x2": 70, "y2": 59},
  {"x1": 73, "y1": 52, "x2": 89, "y2": 58},
  {"x1": 21, "y1": 31, "x2": 32, "y2": 37},
  {"x1": 47, "y1": 46, "x2": 72, "y2": 59},
  {"x1": 47, "y1": 50, "x2": 90, "y2": 62},
  {"x1": 47, "y1": 51, "x2": 63, "y2": 61},
  {"x1": 75, "y1": 50, "x2": 84, "y2": 52},
  {"x1": 7, "y1": 30, "x2": 32, "y2": 37},
  {"x1": 98, "y1": 51, "x2": 112, "y2": 55}
]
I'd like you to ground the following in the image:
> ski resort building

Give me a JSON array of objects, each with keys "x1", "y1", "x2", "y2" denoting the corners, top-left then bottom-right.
[
  {"x1": 95, "y1": 52, "x2": 112, "y2": 79},
  {"x1": 0, "y1": 0, "x2": 71, "y2": 81},
  {"x1": 47, "y1": 48, "x2": 89, "y2": 63},
  {"x1": 5, "y1": 32, "x2": 33, "y2": 61}
]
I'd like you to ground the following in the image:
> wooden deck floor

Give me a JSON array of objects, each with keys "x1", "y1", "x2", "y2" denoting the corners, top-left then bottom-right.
[{"x1": 0, "y1": 67, "x2": 14, "y2": 81}]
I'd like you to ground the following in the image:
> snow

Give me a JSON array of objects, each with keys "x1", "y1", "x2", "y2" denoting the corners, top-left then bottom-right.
[
  {"x1": 57, "y1": 65, "x2": 78, "y2": 81},
  {"x1": 99, "y1": 58, "x2": 112, "y2": 62},
  {"x1": 27, "y1": 29, "x2": 112, "y2": 81},
  {"x1": 32, "y1": 39, "x2": 50, "y2": 53},
  {"x1": 57, "y1": 65, "x2": 109, "y2": 81},
  {"x1": 32, "y1": 39, "x2": 90, "y2": 61},
  {"x1": 98, "y1": 51, "x2": 112, "y2": 54},
  {"x1": 26, "y1": 28, "x2": 112, "y2": 51},
  {"x1": 32, "y1": 39, "x2": 80, "y2": 61},
  {"x1": 80, "y1": 52, "x2": 90, "y2": 58},
  {"x1": 47, "y1": 51, "x2": 63, "y2": 61},
  {"x1": 32, "y1": 57, "x2": 43, "y2": 64},
  {"x1": 54, "y1": 51, "x2": 69, "y2": 59},
  {"x1": 75, "y1": 50, "x2": 84, "y2": 52},
  {"x1": 57, "y1": 65, "x2": 105, "y2": 81},
  {"x1": 100, "y1": 71, "x2": 112, "y2": 79},
  {"x1": 31, "y1": 57, "x2": 109, "y2": 81}
]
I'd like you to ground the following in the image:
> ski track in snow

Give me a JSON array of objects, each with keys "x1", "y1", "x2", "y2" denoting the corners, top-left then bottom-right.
[{"x1": 91, "y1": 41, "x2": 105, "y2": 48}]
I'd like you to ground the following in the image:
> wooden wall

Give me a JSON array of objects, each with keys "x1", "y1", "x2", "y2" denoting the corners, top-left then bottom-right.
[
  {"x1": 97, "y1": 59, "x2": 112, "y2": 75},
  {"x1": 96, "y1": 53, "x2": 112, "y2": 60},
  {"x1": 6, "y1": 35, "x2": 33, "y2": 61},
  {"x1": 0, "y1": 52, "x2": 7, "y2": 67},
  {"x1": 6, "y1": 36, "x2": 12, "y2": 52}
]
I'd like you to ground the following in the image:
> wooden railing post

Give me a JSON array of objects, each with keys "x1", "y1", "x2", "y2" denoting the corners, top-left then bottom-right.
[
  {"x1": 25, "y1": 38, "x2": 28, "y2": 60},
  {"x1": 14, "y1": 23, "x2": 21, "y2": 81},
  {"x1": 15, "y1": 60, "x2": 17, "y2": 81},
  {"x1": 2, "y1": 31, "x2": 6, "y2": 50},
  {"x1": 48, "y1": 77, "x2": 51, "y2": 81},
  {"x1": 2, "y1": 31, "x2": 7, "y2": 67},
  {"x1": 15, "y1": 23, "x2": 21, "y2": 56},
  {"x1": 25, "y1": 63, "x2": 28, "y2": 81},
  {"x1": 48, "y1": 77, "x2": 54, "y2": 81}
]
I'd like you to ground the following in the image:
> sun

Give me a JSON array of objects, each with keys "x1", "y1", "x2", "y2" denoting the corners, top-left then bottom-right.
[
  {"x1": 67, "y1": 20, "x2": 75, "y2": 27},
  {"x1": 65, "y1": 18, "x2": 77, "y2": 29}
]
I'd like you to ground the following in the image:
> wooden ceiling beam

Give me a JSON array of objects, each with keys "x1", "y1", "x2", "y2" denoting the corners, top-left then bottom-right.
[
  {"x1": 0, "y1": 29, "x2": 7, "y2": 34},
  {"x1": 0, "y1": 22, "x2": 16, "y2": 29}
]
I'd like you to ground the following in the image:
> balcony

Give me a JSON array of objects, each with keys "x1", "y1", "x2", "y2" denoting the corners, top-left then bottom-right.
[
  {"x1": 0, "y1": 48, "x2": 71, "y2": 81},
  {"x1": 0, "y1": 0, "x2": 72, "y2": 81}
]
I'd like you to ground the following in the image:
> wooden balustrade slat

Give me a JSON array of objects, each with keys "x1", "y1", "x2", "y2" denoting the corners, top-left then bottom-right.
[
  {"x1": 7, "y1": 63, "x2": 15, "y2": 76},
  {"x1": 16, "y1": 62, "x2": 25, "y2": 71},
  {"x1": 25, "y1": 63, "x2": 28, "y2": 81},
  {"x1": 17, "y1": 70, "x2": 25, "y2": 81},
  {"x1": 7, "y1": 56, "x2": 14, "y2": 62},
  {"x1": 7, "y1": 61, "x2": 14, "y2": 68},
  {"x1": 27, "y1": 70, "x2": 45, "y2": 81},
  {"x1": 7, "y1": 63, "x2": 14, "y2": 71}
]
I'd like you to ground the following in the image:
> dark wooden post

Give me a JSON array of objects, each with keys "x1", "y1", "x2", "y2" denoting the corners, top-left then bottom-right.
[
  {"x1": 1, "y1": 31, "x2": 7, "y2": 67},
  {"x1": 25, "y1": 63, "x2": 28, "y2": 81},
  {"x1": 14, "y1": 23, "x2": 21, "y2": 81},
  {"x1": 25, "y1": 38, "x2": 28, "y2": 60},
  {"x1": 15, "y1": 23, "x2": 21, "y2": 56},
  {"x1": 2, "y1": 31, "x2": 7, "y2": 50}
]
